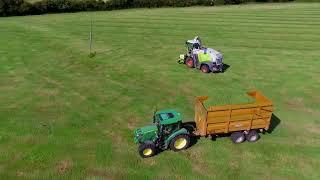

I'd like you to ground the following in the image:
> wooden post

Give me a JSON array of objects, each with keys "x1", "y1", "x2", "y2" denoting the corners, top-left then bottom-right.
[{"x1": 89, "y1": 17, "x2": 93, "y2": 55}]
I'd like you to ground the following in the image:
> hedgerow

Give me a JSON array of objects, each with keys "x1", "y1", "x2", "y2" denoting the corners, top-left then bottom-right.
[{"x1": 0, "y1": 0, "x2": 294, "y2": 17}]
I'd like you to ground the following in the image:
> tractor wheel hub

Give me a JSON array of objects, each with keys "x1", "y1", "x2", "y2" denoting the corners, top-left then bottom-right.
[{"x1": 174, "y1": 138, "x2": 187, "y2": 149}]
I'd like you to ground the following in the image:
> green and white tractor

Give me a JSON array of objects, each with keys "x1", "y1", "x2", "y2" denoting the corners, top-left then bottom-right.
[
  {"x1": 178, "y1": 36, "x2": 224, "y2": 73},
  {"x1": 133, "y1": 109, "x2": 192, "y2": 158}
]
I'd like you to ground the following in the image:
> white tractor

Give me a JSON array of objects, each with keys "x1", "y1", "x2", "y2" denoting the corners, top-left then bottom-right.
[{"x1": 178, "y1": 36, "x2": 224, "y2": 73}]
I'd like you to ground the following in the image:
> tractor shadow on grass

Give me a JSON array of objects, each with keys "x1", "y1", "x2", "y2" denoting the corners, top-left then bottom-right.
[
  {"x1": 213, "y1": 63, "x2": 230, "y2": 73},
  {"x1": 222, "y1": 63, "x2": 230, "y2": 73}
]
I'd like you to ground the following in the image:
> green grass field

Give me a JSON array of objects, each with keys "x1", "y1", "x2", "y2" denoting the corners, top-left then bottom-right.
[{"x1": 1, "y1": 2, "x2": 320, "y2": 179}]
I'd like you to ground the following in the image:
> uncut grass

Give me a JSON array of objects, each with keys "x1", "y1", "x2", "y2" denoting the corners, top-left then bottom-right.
[{"x1": 0, "y1": 3, "x2": 320, "y2": 179}]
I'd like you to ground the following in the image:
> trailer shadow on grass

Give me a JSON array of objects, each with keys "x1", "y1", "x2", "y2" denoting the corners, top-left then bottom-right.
[{"x1": 266, "y1": 114, "x2": 281, "y2": 134}]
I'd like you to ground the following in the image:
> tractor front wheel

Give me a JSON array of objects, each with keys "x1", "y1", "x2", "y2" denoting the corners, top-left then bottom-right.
[
  {"x1": 170, "y1": 134, "x2": 190, "y2": 151},
  {"x1": 185, "y1": 57, "x2": 194, "y2": 68},
  {"x1": 138, "y1": 142, "x2": 156, "y2": 158}
]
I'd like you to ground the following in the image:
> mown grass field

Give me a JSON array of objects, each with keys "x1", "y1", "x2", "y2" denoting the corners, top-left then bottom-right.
[{"x1": 1, "y1": 2, "x2": 320, "y2": 179}]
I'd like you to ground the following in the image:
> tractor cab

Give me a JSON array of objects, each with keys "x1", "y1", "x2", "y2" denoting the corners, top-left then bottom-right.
[
  {"x1": 153, "y1": 110, "x2": 183, "y2": 138},
  {"x1": 153, "y1": 109, "x2": 182, "y2": 125}
]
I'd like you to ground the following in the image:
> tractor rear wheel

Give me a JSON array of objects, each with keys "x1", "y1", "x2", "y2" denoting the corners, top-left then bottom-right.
[
  {"x1": 245, "y1": 130, "x2": 260, "y2": 142},
  {"x1": 170, "y1": 134, "x2": 190, "y2": 151},
  {"x1": 185, "y1": 57, "x2": 194, "y2": 68},
  {"x1": 230, "y1": 131, "x2": 245, "y2": 144},
  {"x1": 138, "y1": 141, "x2": 156, "y2": 158},
  {"x1": 200, "y1": 64, "x2": 210, "y2": 73}
]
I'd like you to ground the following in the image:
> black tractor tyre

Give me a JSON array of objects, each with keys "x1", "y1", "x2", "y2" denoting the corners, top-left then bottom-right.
[
  {"x1": 230, "y1": 131, "x2": 245, "y2": 144},
  {"x1": 170, "y1": 134, "x2": 190, "y2": 152},
  {"x1": 200, "y1": 64, "x2": 210, "y2": 73},
  {"x1": 185, "y1": 57, "x2": 194, "y2": 68},
  {"x1": 138, "y1": 141, "x2": 157, "y2": 158},
  {"x1": 245, "y1": 130, "x2": 260, "y2": 142}
]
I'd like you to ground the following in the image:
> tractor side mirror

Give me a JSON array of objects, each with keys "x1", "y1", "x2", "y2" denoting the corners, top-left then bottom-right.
[{"x1": 152, "y1": 107, "x2": 157, "y2": 124}]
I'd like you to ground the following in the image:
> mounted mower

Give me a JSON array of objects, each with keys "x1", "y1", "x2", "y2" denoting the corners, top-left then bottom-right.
[{"x1": 178, "y1": 36, "x2": 224, "y2": 73}]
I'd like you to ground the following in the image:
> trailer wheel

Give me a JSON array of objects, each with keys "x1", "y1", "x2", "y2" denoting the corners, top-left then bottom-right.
[
  {"x1": 185, "y1": 57, "x2": 194, "y2": 68},
  {"x1": 200, "y1": 64, "x2": 210, "y2": 73},
  {"x1": 245, "y1": 130, "x2": 260, "y2": 142},
  {"x1": 230, "y1": 132, "x2": 245, "y2": 144},
  {"x1": 170, "y1": 134, "x2": 190, "y2": 151},
  {"x1": 138, "y1": 141, "x2": 156, "y2": 158}
]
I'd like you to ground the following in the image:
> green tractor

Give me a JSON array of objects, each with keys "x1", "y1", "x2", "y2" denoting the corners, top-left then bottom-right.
[{"x1": 133, "y1": 109, "x2": 192, "y2": 158}]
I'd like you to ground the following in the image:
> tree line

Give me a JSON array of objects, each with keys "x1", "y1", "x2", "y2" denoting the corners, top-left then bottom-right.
[{"x1": 0, "y1": 0, "x2": 294, "y2": 17}]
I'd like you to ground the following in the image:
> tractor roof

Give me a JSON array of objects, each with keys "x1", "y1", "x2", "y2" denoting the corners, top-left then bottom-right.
[
  {"x1": 155, "y1": 109, "x2": 182, "y2": 125},
  {"x1": 156, "y1": 109, "x2": 179, "y2": 114}
]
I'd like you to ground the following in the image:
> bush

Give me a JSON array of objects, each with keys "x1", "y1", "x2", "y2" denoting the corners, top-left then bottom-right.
[
  {"x1": 0, "y1": 0, "x2": 24, "y2": 16},
  {"x1": 32, "y1": 0, "x2": 48, "y2": 14},
  {"x1": 224, "y1": 0, "x2": 245, "y2": 4},
  {"x1": 18, "y1": 1, "x2": 33, "y2": 15},
  {"x1": 213, "y1": 0, "x2": 226, "y2": 5}
]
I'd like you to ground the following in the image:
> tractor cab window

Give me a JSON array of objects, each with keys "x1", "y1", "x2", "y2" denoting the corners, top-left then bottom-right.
[
  {"x1": 155, "y1": 113, "x2": 175, "y2": 122},
  {"x1": 160, "y1": 113, "x2": 174, "y2": 121}
]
